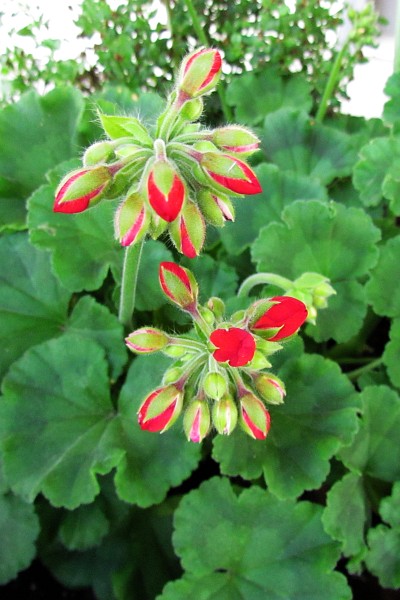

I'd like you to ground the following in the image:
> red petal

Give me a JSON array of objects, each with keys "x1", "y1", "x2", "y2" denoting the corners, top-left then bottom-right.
[
  {"x1": 148, "y1": 172, "x2": 184, "y2": 222},
  {"x1": 180, "y1": 218, "x2": 197, "y2": 258},
  {"x1": 242, "y1": 405, "x2": 270, "y2": 440},
  {"x1": 252, "y1": 296, "x2": 308, "y2": 341},
  {"x1": 208, "y1": 159, "x2": 261, "y2": 195},
  {"x1": 138, "y1": 389, "x2": 178, "y2": 432},
  {"x1": 121, "y1": 207, "x2": 146, "y2": 246},
  {"x1": 210, "y1": 327, "x2": 256, "y2": 367}
]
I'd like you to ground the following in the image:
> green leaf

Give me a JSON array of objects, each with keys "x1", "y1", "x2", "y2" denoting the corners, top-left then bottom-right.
[
  {"x1": 66, "y1": 296, "x2": 127, "y2": 380},
  {"x1": 219, "y1": 163, "x2": 327, "y2": 256},
  {"x1": 114, "y1": 354, "x2": 201, "y2": 507},
  {"x1": 383, "y1": 317, "x2": 400, "y2": 388},
  {"x1": 159, "y1": 477, "x2": 351, "y2": 600},
  {"x1": 59, "y1": 502, "x2": 109, "y2": 551},
  {"x1": 28, "y1": 181, "x2": 122, "y2": 292},
  {"x1": 261, "y1": 109, "x2": 357, "y2": 184},
  {"x1": 252, "y1": 200, "x2": 380, "y2": 342},
  {"x1": 0, "y1": 491, "x2": 40, "y2": 584},
  {"x1": 366, "y1": 236, "x2": 400, "y2": 318},
  {"x1": 0, "y1": 335, "x2": 123, "y2": 509},
  {"x1": 0, "y1": 177, "x2": 26, "y2": 233},
  {"x1": 340, "y1": 386, "x2": 400, "y2": 482},
  {"x1": 322, "y1": 473, "x2": 369, "y2": 557},
  {"x1": 366, "y1": 526, "x2": 400, "y2": 589},
  {"x1": 0, "y1": 233, "x2": 70, "y2": 380},
  {"x1": 353, "y1": 136, "x2": 400, "y2": 209},
  {"x1": 213, "y1": 354, "x2": 359, "y2": 499},
  {"x1": 226, "y1": 70, "x2": 312, "y2": 125},
  {"x1": 182, "y1": 254, "x2": 238, "y2": 302},
  {"x1": 134, "y1": 241, "x2": 173, "y2": 311},
  {"x1": 0, "y1": 88, "x2": 84, "y2": 230},
  {"x1": 383, "y1": 72, "x2": 400, "y2": 127}
]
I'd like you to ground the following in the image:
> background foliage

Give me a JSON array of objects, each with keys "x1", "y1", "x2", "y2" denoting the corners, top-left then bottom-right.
[{"x1": 1, "y1": 1, "x2": 399, "y2": 599}]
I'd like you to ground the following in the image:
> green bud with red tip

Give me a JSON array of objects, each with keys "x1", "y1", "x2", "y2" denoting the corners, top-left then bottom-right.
[
  {"x1": 114, "y1": 190, "x2": 150, "y2": 246},
  {"x1": 179, "y1": 48, "x2": 222, "y2": 99},
  {"x1": 197, "y1": 189, "x2": 235, "y2": 226},
  {"x1": 138, "y1": 385, "x2": 183, "y2": 433},
  {"x1": 254, "y1": 373, "x2": 286, "y2": 405},
  {"x1": 125, "y1": 327, "x2": 169, "y2": 354},
  {"x1": 159, "y1": 262, "x2": 198, "y2": 311},
  {"x1": 239, "y1": 392, "x2": 271, "y2": 440},
  {"x1": 200, "y1": 152, "x2": 262, "y2": 196},
  {"x1": 169, "y1": 200, "x2": 206, "y2": 258},
  {"x1": 212, "y1": 394, "x2": 238, "y2": 435},
  {"x1": 183, "y1": 400, "x2": 211, "y2": 443},
  {"x1": 147, "y1": 158, "x2": 186, "y2": 222},
  {"x1": 54, "y1": 165, "x2": 113, "y2": 214},
  {"x1": 210, "y1": 126, "x2": 260, "y2": 156}
]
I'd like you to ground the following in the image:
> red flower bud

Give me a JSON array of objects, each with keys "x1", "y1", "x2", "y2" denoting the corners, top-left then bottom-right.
[
  {"x1": 200, "y1": 152, "x2": 262, "y2": 195},
  {"x1": 54, "y1": 166, "x2": 112, "y2": 213},
  {"x1": 114, "y1": 191, "x2": 150, "y2": 246},
  {"x1": 251, "y1": 296, "x2": 308, "y2": 341},
  {"x1": 239, "y1": 393, "x2": 271, "y2": 440},
  {"x1": 138, "y1": 385, "x2": 183, "y2": 433},
  {"x1": 183, "y1": 400, "x2": 211, "y2": 443},
  {"x1": 198, "y1": 190, "x2": 235, "y2": 226},
  {"x1": 159, "y1": 262, "x2": 198, "y2": 310},
  {"x1": 125, "y1": 327, "x2": 169, "y2": 354},
  {"x1": 147, "y1": 160, "x2": 185, "y2": 222},
  {"x1": 210, "y1": 327, "x2": 256, "y2": 367},
  {"x1": 179, "y1": 48, "x2": 222, "y2": 98},
  {"x1": 169, "y1": 200, "x2": 206, "y2": 258}
]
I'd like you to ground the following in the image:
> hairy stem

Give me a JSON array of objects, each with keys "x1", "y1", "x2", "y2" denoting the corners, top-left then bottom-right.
[
  {"x1": 346, "y1": 357, "x2": 383, "y2": 382},
  {"x1": 238, "y1": 273, "x2": 294, "y2": 297},
  {"x1": 118, "y1": 240, "x2": 145, "y2": 328}
]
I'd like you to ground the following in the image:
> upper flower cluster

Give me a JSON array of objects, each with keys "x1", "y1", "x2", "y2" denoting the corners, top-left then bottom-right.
[
  {"x1": 126, "y1": 262, "x2": 308, "y2": 442},
  {"x1": 54, "y1": 48, "x2": 262, "y2": 258}
]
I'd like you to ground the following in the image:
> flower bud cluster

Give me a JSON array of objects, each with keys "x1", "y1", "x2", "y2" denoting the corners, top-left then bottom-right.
[
  {"x1": 126, "y1": 262, "x2": 308, "y2": 442},
  {"x1": 54, "y1": 48, "x2": 262, "y2": 258}
]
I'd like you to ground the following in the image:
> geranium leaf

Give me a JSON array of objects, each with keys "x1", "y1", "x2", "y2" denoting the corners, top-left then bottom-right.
[
  {"x1": 213, "y1": 354, "x2": 359, "y2": 499},
  {"x1": 322, "y1": 473, "x2": 369, "y2": 557},
  {"x1": 353, "y1": 136, "x2": 400, "y2": 208},
  {"x1": 182, "y1": 254, "x2": 238, "y2": 302},
  {"x1": 0, "y1": 335, "x2": 123, "y2": 509},
  {"x1": 134, "y1": 241, "x2": 174, "y2": 311},
  {"x1": 0, "y1": 88, "x2": 83, "y2": 230},
  {"x1": 219, "y1": 163, "x2": 327, "y2": 256},
  {"x1": 340, "y1": 386, "x2": 400, "y2": 482},
  {"x1": 58, "y1": 502, "x2": 110, "y2": 551},
  {"x1": 0, "y1": 491, "x2": 40, "y2": 584},
  {"x1": 226, "y1": 70, "x2": 312, "y2": 125},
  {"x1": 383, "y1": 317, "x2": 400, "y2": 388},
  {"x1": 28, "y1": 181, "x2": 122, "y2": 292},
  {"x1": 158, "y1": 477, "x2": 351, "y2": 600},
  {"x1": 114, "y1": 354, "x2": 201, "y2": 507},
  {"x1": 252, "y1": 200, "x2": 380, "y2": 342},
  {"x1": 0, "y1": 233, "x2": 70, "y2": 380},
  {"x1": 66, "y1": 295, "x2": 127, "y2": 380},
  {"x1": 365, "y1": 236, "x2": 400, "y2": 317},
  {"x1": 261, "y1": 109, "x2": 357, "y2": 184}
]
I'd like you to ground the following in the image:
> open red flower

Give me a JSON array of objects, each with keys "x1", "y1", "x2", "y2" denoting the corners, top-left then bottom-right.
[
  {"x1": 210, "y1": 327, "x2": 256, "y2": 367},
  {"x1": 251, "y1": 296, "x2": 308, "y2": 341}
]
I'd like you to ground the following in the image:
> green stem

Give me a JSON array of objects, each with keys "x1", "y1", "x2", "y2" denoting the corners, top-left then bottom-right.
[
  {"x1": 346, "y1": 357, "x2": 383, "y2": 382},
  {"x1": 118, "y1": 240, "x2": 145, "y2": 328},
  {"x1": 182, "y1": 0, "x2": 233, "y2": 122},
  {"x1": 395, "y1": 0, "x2": 400, "y2": 72},
  {"x1": 315, "y1": 40, "x2": 349, "y2": 123},
  {"x1": 238, "y1": 273, "x2": 294, "y2": 297}
]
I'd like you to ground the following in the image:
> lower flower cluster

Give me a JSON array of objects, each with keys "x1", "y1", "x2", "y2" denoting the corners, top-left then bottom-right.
[{"x1": 126, "y1": 262, "x2": 308, "y2": 442}]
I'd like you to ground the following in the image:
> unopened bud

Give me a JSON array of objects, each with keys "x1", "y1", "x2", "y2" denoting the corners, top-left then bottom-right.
[
  {"x1": 169, "y1": 200, "x2": 206, "y2": 258},
  {"x1": 183, "y1": 400, "x2": 211, "y2": 442},
  {"x1": 147, "y1": 159, "x2": 185, "y2": 222},
  {"x1": 125, "y1": 327, "x2": 169, "y2": 354},
  {"x1": 54, "y1": 166, "x2": 113, "y2": 213},
  {"x1": 212, "y1": 394, "x2": 238, "y2": 435},
  {"x1": 203, "y1": 372, "x2": 227, "y2": 400},
  {"x1": 114, "y1": 190, "x2": 150, "y2": 246},
  {"x1": 254, "y1": 374, "x2": 286, "y2": 405},
  {"x1": 138, "y1": 385, "x2": 183, "y2": 433},
  {"x1": 179, "y1": 48, "x2": 222, "y2": 99},
  {"x1": 200, "y1": 152, "x2": 262, "y2": 196},
  {"x1": 159, "y1": 262, "x2": 198, "y2": 311},
  {"x1": 211, "y1": 126, "x2": 260, "y2": 155},
  {"x1": 239, "y1": 393, "x2": 271, "y2": 440},
  {"x1": 83, "y1": 141, "x2": 115, "y2": 166}
]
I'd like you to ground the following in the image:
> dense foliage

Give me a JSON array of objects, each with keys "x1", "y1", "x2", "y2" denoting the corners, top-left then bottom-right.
[{"x1": 1, "y1": 1, "x2": 399, "y2": 599}]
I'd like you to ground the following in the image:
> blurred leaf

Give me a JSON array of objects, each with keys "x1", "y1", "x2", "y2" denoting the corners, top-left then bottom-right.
[
  {"x1": 252, "y1": 200, "x2": 380, "y2": 342},
  {"x1": 366, "y1": 235, "x2": 400, "y2": 317},
  {"x1": 261, "y1": 109, "x2": 357, "y2": 184},
  {"x1": 182, "y1": 254, "x2": 238, "y2": 302},
  {"x1": 219, "y1": 163, "x2": 327, "y2": 256},
  {"x1": 322, "y1": 473, "x2": 369, "y2": 557},
  {"x1": 159, "y1": 477, "x2": 351, "y2": 600},
  {"x1": 226, "y1": 70, "x2": 312, "y2": 125},
  {"x1": 0, "y1": 491, "x2": 40, "y2": 584},
  {"x1": 213, "y1": 354, "x2": 359, "y2": 499},
  {"x1": 340, "y1": 386, "x2": 400, "y2": 482},
  {"x1": 59, "y1": 502, "x2": 109, "y2": 551},
  {"x1": 135, "y1": 241, "x2": 174, "y2": 311},
  {"x1": 114, "y1": 354, "x2": 201, "y2": 507},
  {"x1": 66, "y1": 296, "x2": 127, "y2": 380},
  {"x1": 383, "y1": 317, "x2": 400, "y2": 388},
  {"x1": 383, "y1": 72, "x2": 400, "y2": 127},
  {"x1": 0, "y1": 233, "x2": 70, "y2": 380},
  {"x1": 28, "y1": 181, "x2": 122, "y2": 292},
  {"x1": 0, "y1": 88, "x2": 83, "y2": 230},
  {"x1": 0, "y1": 335, "x2": 123, "y2": 509}
]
